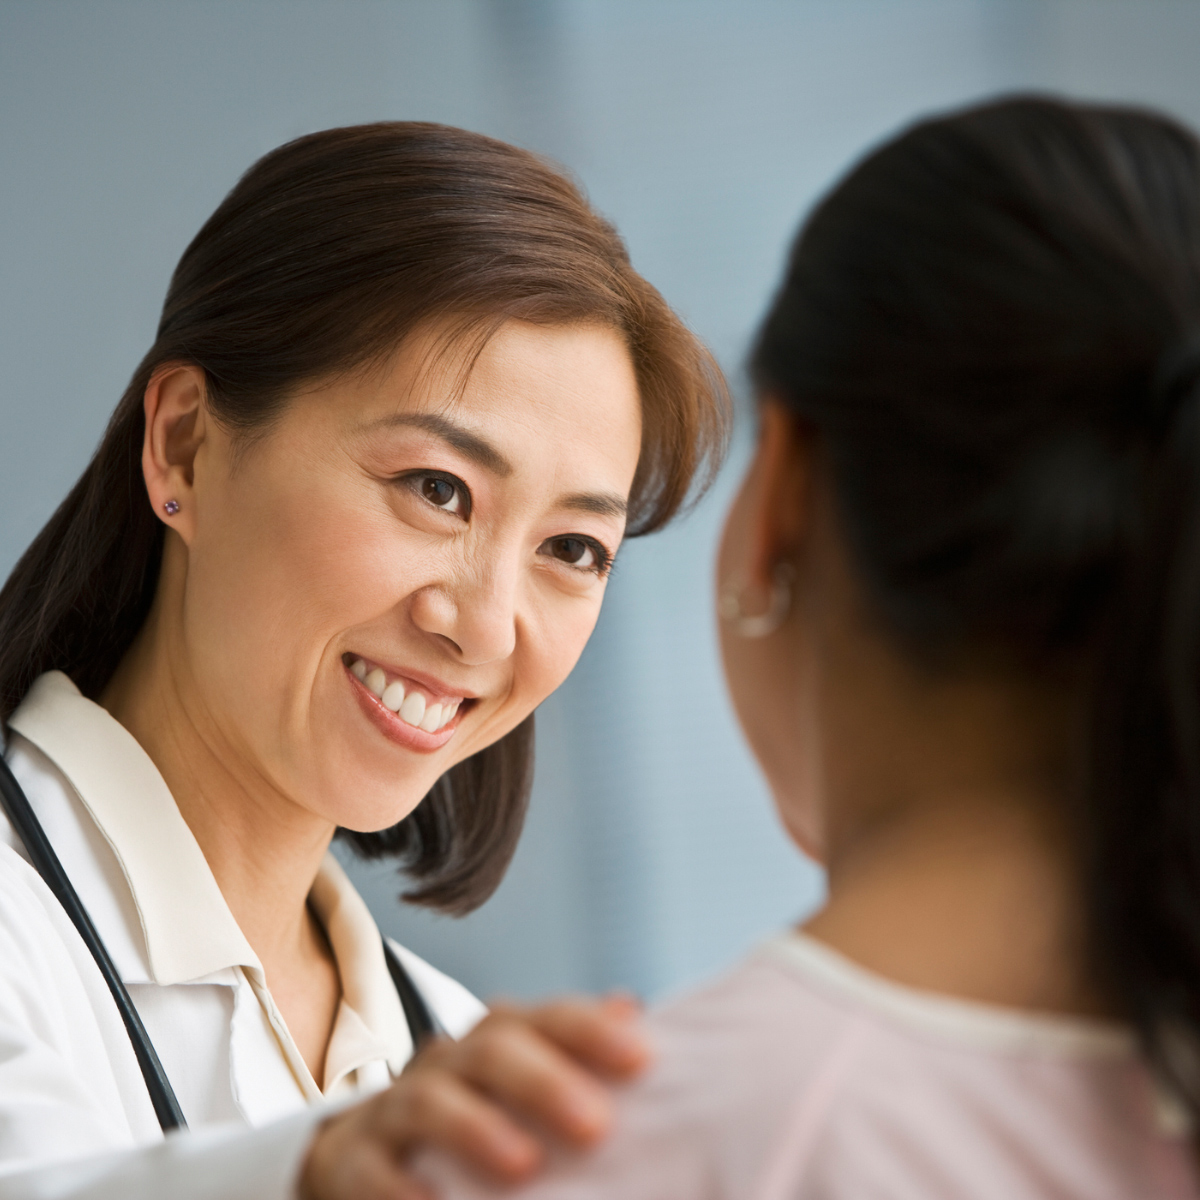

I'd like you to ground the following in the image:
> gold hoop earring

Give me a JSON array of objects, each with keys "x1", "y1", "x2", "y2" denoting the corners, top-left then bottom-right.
[{"x1": 718, "y1": 562, "x2": 795, "y2": 639}]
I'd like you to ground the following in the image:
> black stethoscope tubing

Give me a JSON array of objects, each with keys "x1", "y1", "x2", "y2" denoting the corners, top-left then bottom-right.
[{"x1": 0, "y1": 743, "x2": 442, "y2": 1135}]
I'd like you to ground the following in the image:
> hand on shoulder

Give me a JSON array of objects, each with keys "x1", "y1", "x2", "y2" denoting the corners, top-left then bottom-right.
[{"x1": 298, "y1": 994, "x2": 650, "y2": 1200}]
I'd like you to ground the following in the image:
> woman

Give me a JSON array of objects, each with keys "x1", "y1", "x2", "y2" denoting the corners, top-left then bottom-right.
[
  {"x1": 0, "y1": 122, "x2": 727, "y2": 1197},
  {"x1": 420, "y1": 97, "x2": 1200, "y2": 1198}
]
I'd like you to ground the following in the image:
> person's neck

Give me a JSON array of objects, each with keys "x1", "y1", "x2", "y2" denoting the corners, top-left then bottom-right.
[
  {"x1": 100, "y1": 602, "x2": 335, "y2": 972},
  {"x1": 804, "y1": 785, "x2": 1107, "y2": 1018}
]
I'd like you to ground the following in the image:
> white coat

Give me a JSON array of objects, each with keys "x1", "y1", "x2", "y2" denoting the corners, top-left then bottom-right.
[{"x1": 0, "y1": 671, "x2": 485, "y2": 1198}]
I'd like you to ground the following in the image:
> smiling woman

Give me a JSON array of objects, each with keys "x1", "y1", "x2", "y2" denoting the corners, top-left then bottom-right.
[{"x1": 0, "y1": 124, "x2": 728, "y2": 1199}]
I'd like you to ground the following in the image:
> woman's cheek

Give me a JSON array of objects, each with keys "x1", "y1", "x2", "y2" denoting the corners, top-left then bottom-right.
[
  {"x1": 532, "y1": 591, "x2": 607, "y2": 697},
  {"x1": 187, "y1": 465, "x2": 381, "y2": 732}
]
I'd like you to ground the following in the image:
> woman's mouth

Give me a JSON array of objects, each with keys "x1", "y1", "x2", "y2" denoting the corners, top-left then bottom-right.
[{"x1": 344, "y1": 654, "x2": 472, "y2": 747}]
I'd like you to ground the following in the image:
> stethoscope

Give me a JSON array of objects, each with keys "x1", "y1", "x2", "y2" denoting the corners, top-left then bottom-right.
[{"x1": 0, "y1": 744, "x2": 443, "y2": 1134}]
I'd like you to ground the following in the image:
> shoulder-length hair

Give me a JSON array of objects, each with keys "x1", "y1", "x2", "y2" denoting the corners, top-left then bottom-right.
[{"x1": 0, "y1": 122, "x2": 729, "y2": 915}]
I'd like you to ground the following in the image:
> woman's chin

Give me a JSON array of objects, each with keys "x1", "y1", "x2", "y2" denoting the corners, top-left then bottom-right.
[
  {"x1": 314, "y1": 786, "x2": 428, "y2": 837},
  {"x1": 304, "y1": 707, "x2": 447, "y2": 832}
]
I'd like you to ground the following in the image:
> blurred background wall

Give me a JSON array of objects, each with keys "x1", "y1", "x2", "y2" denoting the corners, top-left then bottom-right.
[{"x1": 3, "y1": 0, "x2": 1200, "y2": 1002}]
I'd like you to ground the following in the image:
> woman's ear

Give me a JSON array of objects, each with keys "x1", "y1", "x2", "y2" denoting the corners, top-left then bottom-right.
[
  {"x1": 142, "y1": 364, "x2": 209, "y2": 545},
  {"x1": 744, "y1": 398, "x2": 813, "y2": 587}
]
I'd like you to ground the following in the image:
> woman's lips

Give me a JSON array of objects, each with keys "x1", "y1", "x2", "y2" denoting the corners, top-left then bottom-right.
[
  {"x1": 345, "y1": 655, "x2": 470, "y2": 751},
  {"x1": 348, "y1": 655, "x2": 461, "y2": 732}
]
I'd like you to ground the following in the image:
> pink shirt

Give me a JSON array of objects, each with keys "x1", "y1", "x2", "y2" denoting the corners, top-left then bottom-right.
[{"x1": 419, "y1": 933, "x2": 1199, "y2": 1199}]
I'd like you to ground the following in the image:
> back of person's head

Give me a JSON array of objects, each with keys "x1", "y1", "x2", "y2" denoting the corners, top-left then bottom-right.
[{"x1": 752, "y1": 95, "x2": 1200, "y2": 1116}]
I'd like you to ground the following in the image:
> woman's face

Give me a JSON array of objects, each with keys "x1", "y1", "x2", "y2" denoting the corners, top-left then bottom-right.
[{"x1": 172, "y1": 320, "x2": 642, "y2": 832}]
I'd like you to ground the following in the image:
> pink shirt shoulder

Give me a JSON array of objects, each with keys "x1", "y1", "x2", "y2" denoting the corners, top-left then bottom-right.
[{"x1": 419, "y1": 933, "x2": 1199, "y2": 1200}]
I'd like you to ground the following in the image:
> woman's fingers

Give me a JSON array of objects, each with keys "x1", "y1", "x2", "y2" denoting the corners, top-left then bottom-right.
[
  {"x1": 380, "y1": 1060, "x2": 544, "y2": 1181},
  {"x1": 432, "y1": 1013, "x2": 614, "y2": 1147},
  {"x1": 415, "y1": 996, "x2": 651, "y2": 1147},
  {"x1": 495, "y1": 995, "x2": 652, "y2": 1081},
  {"x1": 301, "y1": 1070, "x2": 541, "y2": 1200}
]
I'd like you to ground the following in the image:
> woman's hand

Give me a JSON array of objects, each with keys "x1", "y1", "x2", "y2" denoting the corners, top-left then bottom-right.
[{"x1": 297, "y1": 994, "x2": 650, "y2": 1200}]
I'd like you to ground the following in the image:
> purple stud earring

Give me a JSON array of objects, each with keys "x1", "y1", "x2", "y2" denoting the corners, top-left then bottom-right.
[{"x1": 163, "y1": 500, "x2": 180, "y2": 516}]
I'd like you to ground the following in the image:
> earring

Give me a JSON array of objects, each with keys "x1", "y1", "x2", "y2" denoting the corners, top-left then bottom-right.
[
  {"x1": 163, "y1": 500, "x2": 180, "y2": 516},
  {"x1": 719, "y1": 562, "x2": 795, "y2": 639}
]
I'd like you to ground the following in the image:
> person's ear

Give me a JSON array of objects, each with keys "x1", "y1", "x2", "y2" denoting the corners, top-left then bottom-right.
[
  {"x1": 142, "y1": 364, "x2": 209, "y2": 545},
  {"x1": 743, "y1": 397, "x2": 814, "y2": 588}
]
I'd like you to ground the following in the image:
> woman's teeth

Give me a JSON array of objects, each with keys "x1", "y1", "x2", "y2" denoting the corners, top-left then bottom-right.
[{"x1": 349, "y1": 658, "x2": 459, "y2": 732}]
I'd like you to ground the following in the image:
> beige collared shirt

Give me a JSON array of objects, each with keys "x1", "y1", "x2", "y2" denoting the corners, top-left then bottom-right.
[{"x1": 0, "y1": 672, "x2": 484, "y2": 1198}]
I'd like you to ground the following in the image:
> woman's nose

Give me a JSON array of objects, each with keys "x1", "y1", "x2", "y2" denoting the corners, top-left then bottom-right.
[{"x1": 410, "y1": 564, "x2": 520, "y2": 665}]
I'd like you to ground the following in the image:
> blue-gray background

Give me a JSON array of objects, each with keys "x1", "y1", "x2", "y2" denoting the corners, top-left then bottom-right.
[{"x1": 3, "y1": 0, "x2": 1199, "y2": 1002}]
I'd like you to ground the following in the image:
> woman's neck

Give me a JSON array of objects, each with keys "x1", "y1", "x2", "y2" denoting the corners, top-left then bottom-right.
[
  {"x1": 804, "y1": 790, "x2": 1107, "y2": 1017},
  {"x1": 101, "y1": 594, "x2": 344, "y2": 1083},
  {"x1": 799, "y1": 579, "x2": 1105, "y2": 1017},
  {"x1": 100, "y1": 598, "x2": 335, "y2": 975}
]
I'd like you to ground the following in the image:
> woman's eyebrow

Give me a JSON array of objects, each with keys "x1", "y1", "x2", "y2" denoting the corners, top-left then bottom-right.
[
  {"x1": 561, "y1": 492, "x2": 627, "y2": 519},
  {"x1": 367, "y1": 412, "x2": 513, "y2": 477}
]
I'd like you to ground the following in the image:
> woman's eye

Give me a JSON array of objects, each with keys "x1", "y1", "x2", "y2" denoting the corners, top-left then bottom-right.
[
  {"x1": 542, "y1": 536, "x2": 610, "y2": 574},
  {"x1": 409, "y1": 473, "x2": 468, "y2": 517}
]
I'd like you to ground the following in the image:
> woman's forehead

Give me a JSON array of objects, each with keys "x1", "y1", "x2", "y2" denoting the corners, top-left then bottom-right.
[{"x1": 353, "y1": 319, "x2": 642, "y2": 472}]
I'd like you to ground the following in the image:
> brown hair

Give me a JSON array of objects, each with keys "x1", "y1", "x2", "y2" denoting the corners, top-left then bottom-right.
[{"x1": 0, "y1": 122, "x2": 729, "y2": 914}]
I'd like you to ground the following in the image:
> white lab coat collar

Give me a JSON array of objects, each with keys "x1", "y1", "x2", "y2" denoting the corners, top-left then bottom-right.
[
  {"x1": 9, "y1": 671, "x2": 255, "y2": 986},
  {"x1": 309, "y1": 859, "x2": 410, "y2": 1076},
  {"x1": 7, "y1": 670, "x2": 412, "y2": 1087}
]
